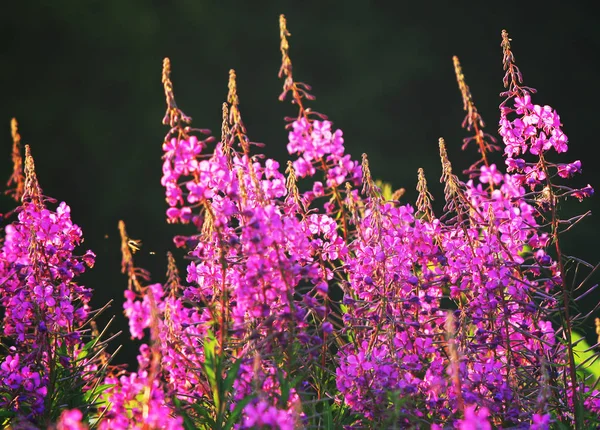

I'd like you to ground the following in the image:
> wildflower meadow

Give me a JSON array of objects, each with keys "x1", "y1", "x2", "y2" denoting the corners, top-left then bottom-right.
[{"x1": 2, "y1": 15, "x2": 600, "y2": 430}]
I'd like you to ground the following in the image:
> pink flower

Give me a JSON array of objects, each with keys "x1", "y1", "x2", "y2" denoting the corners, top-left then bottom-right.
[
  {"x1": 457, "y1": 405, "x2": 491, "y2": 430},
  {"x1": 242, "y1": 400, "x2": 295, "y2": 430},
  {"x1": 514, "y1": 92, "x2": 533, "y2": 114},
  {"x1": 530, "y1": 413, "x2": 551, "y2": 430},
  {"x1": 479, "y1": 164, "x2": 503, "y2": 185},
  {"x1": 56, "y1": 409, "x2": 86, "y2": 430}
]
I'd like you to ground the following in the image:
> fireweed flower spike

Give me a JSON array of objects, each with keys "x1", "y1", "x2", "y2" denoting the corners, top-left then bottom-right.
[
  {"x1": 279, "y1": 15, "x2": 361, "y2": 244},
  {"x1": 98, "y1": 221, "x2": 184, "y2": 430},
  {"x1": 0, "y1": 144, "x2": 96, "y2": 426},
  {"x1": 159, "y1": 57, "x2": 317, "y2": 426},
  {"x1": 498, "y1": 29, "x2": 599, "y2": 426}
]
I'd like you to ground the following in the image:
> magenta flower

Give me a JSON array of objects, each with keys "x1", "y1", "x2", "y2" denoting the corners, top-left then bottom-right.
[
  {"x1": 55, "y1": 409, "x2": 86, "y2": 430},
  {"x1": 457, "y1": 405, "x2": 492, "y2": 430},
  {"x1": 241, "y1": 399, "x2": 296, "y2": 430}
]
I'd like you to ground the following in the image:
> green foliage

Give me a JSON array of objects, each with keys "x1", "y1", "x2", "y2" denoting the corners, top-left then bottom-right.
[
  {"x1": 185, "y1": 329, "x2": 253, "y2": 430},
  {"x1": 572, "y1": 331, "x2": 600, "y2": 382},
  {"x1": 375, "y1": 180, "x2": 394, "y2": 201},
  {"x1": 45, "y1": 330, "x2": 115, "y2": 426}
]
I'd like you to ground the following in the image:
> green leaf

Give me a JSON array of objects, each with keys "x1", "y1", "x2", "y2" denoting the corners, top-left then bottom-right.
[
  {"x1": 554, "y1": 420, "x2": 573, "y2": 430},
  {"x1": 83, "y1": 383, "x2": 114, "y2": 404},
  {"x1": 202, "y1": 330, "x2": 221, "y2": 412},
  {"x1": 0, "y1": 409, "x2": 15, "y2": 418},
  {"x1": 223, "y1": 395, "x2": 254, "y2": 430},
  {"x1": 572, "y1": 331, "x2": 600, "y2": 379},
  {"x1": 189, "y1": 401, "x2": 216, "y2": 425},
  {"x1": 277, "y1": 373, "x2": 302, "y2": 407},
  {"x1": 322, "y1": 400, "x2": 333, "y2": 430},
  {"x1": 222, "y1": 356, "x2": 243, "y2": 399},
  {"x1": 375, "y1": 180, "x2": 394, "y2": 201},
  {"x1": 518, "y1": 244, "x2": 532, "y2": 257},
  {"x1": 172, "y1": 396, "x2": 200, "y2": 430},
  {"x1": 277, "y1": 370, "x2": 290, "y2": 406}
]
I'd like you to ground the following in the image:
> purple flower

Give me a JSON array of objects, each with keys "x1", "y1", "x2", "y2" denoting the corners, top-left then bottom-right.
[
  {"x1": 55, "y1": 409, "x2": 86, "y2": 430},
  {"x1": 457, "y1": 405, "x2": 491, "y2": 430}
]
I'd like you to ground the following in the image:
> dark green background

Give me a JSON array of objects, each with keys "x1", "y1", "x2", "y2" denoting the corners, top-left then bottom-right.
[{"x1": 2, "y1": 2, "x2": 599, "y2": 365}]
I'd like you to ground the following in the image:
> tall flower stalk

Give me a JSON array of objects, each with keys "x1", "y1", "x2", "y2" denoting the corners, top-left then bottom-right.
[
  {"x1": 495, "y1": 29, "x2": 596, "y2": 427},
  {"x1": 1, "y1": 135, "x2": 104, "y2": 428}
]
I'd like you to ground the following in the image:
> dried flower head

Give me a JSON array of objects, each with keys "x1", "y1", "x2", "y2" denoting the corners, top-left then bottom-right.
[
  {"x1": 118, "y1": 220, "x2": 149, "y2": 292},
  {"x1": 278, "y1": 14, "x2": 294, "y2": 101},
  {"x1": 453, "y1": 56, "x2": 500, "y2": 178},
  {"x1": 23, "y1": 145, "x2": 43, "y2": 208},
  {"x1": 6, "y1": 118, "x2": 25, "y2": 201},
  {"x1": 416, "y1": 167, "x2": 434, "y2": 219},
  {"x1": 162, "y1": 57, "x2": 192, "y2": 128}
]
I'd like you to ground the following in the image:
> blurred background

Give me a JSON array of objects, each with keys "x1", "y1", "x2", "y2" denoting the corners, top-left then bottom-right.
[{"x1": 2, "y1": 1, "x2": 599, "y2": 366}]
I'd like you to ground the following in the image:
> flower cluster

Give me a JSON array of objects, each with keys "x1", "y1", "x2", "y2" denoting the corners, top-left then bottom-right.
[
  {"x1": 99, "y1": 345, "x2": 183, "y2": 430},
  {"x1": 498, "y1": 31, "x2": 593, "y2": 202},
  {"x1": 287, "y1": 118, "x2": 361, "y2": 188},
  {"x1": 335, "y1": 198, "x2": 448, "y2": 422},
  {"x1": 2, "y1": 18, "x2": 600, "y2": 430},
  {"x1": 240, "y1": 399, "x2": 296, "y2": 429},
  {"x1": 0, "y1": 145, "x2": 96, "y2": 424},
  {"x1": 119, "y1": 22, "x2": 600, "y2": 429}
]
